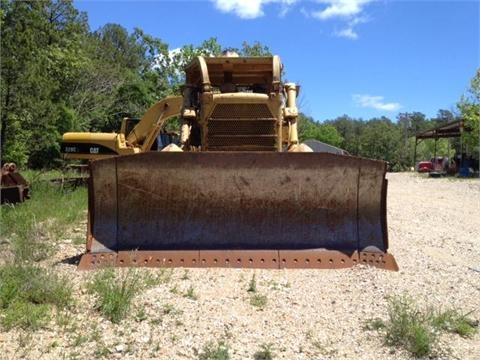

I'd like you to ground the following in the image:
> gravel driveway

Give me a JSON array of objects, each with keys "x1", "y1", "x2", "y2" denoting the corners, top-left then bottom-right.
[{"x1": 1, "y1": 172, "x2": 479, "y2": 359}]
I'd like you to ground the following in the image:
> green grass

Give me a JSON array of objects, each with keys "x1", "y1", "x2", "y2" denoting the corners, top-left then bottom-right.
[
  {"x1": 247, "y1": 273, "x2": 257, "y2": 293},
  {"x1": 431, "y1": 309, "x2": 478, "y2": 338},
  {"x1": 250, "y1": 294, "x2": 268, "y2": 310},
  {"x1": 246, "y1": 273, "x2": 268, "y2": 310},
  {"x1": 198, "y1": 341, "x2": 230, "y2": 360},
  {"x1": 184, "y1": 285, "x2": 198, "y2": 300},
  {"x1": 366, "y1": 295, "x2": 478, "y2": 358},
  {"x1": 87, "y1": 268, "x2": 148, "y2": 323},
  {"x1": 0, "y1": 171, "x2": 87, "y2": 262},
  {"x1": 0, "y1": 264, "x2": 73, "y2": 330},
  {"x1": 253, "y1": 343, "x2": 274, "y2": 360}
]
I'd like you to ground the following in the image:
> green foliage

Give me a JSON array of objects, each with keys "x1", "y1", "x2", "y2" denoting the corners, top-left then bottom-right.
[
  {"x1": 247, "y1": 273, "x2": 257, "y2": 293},
  {"x1": 458, "y1": 69, "x2": 480, "y2": 154},
  {"x1": 367, "y1": 295, "x2": 478, "y2": 358},
  {"x1": 253, "y1": 343, "x2": 275, "y2": 360},
  {"x1": 298, "y1": 113, "x2": 343, "y2": 147},
  {"x1": 0, "y1": 264, "x2": 73, "y2": 330},
  {"x1": 431, "y1": 309, "x2": 478, "y2": 338},
  {"x1": 359, "y1": 117, "x2": 401, "y2": 164},
  {"x1": 0, "y1": 173, "x2": 87, "y2": 262},
  {"x1": 2, "y1": 301, "x2": 50, "y2": 330},
  {"x1": 1, "y1": 0, "x2": 89, "y2": 168},
  {"x1": 250, "y1": 294, "x2": 268, "y2": 310},
  {"x1": 199, "y1": 340, "x2": 230, "y2": 360},
  {"x1": 87, "y1": 268, "x2": 152, "y2": 323},
  {"x1": 364, "y1": 317, "x2": 386, "y2": 331},
  {"x1": 383, "y1": 296, "x2": 434, "y2": 357},
  {"x1": 184, "y1": 285, "x2": 198, "y2": 300},
  {"x1": 246, "y1": 273, "x2": 267, "y2": 310},
  {"x1": 325, "y1": 115, "x2": 363, "y2": 155}
]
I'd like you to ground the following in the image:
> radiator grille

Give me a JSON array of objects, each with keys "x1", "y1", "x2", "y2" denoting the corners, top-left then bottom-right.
[{"x1": 207, "y1": 104, "x2": 277, "y2": 151}]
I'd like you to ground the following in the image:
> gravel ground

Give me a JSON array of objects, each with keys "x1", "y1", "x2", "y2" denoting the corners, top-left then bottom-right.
[{"x1": 1, "y1": 172, "x2": 479, "y2": 359}]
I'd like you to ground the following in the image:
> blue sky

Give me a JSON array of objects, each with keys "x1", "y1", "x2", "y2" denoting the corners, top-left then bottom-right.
[{"x1": 75, "y1": 0, "x2": 479, "y2": 122}]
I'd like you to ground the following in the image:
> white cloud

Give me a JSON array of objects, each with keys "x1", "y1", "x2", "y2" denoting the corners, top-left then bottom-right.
[
  {"x1": 335, "y1": 27, "x2": 358, "y2": 39},
  {"x1": 211, "y1": 0, "x2": 373, "y2": 39},
  {"x1": 212, "y1": 0, "x2": 298, "y2": 19},
  {"x1": 308, "y1": 1, "x2": 374, "y2": 39},
  {"x1": 333, "y1": 16, "x2": 368, "y2": 39},
  {"x1": 353, "y1": 94, "x2": 401, "y2": 112},
  {"x1": 312, "y1": 0, "x2": 374, "y2": 20}
]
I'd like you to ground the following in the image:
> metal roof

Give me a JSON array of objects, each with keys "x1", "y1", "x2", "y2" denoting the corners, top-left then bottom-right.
[{"x1": 415, "y1": 119, "x2": 465, "y2": 140}]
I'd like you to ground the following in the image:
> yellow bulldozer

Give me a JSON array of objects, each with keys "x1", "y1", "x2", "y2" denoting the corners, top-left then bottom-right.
[{"x1": 61, "y1": 54, "x2": 398, "y2": 271}]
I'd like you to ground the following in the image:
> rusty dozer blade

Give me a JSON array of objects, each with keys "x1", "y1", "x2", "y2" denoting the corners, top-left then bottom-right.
[{"x1": 79, "y1": 152, "x2": 398, "y2": 271}]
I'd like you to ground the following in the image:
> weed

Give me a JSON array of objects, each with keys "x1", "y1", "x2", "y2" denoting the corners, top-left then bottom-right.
[
  {"x1": 247, "y1": 273, "x2": 267, "y2": 309},
  {"x1": 248, "y1": 273, "x2": 257, "y2": 293},
  {"x1": 2, "y1": 301, "x2": 50, "y2": 330},
  {"x1": 184, "y1": 285, "x2": 198, "y2": 300},
  {"x1": 170, "y1": 334, "x2": 179, "y2": 343},
  {"x1": 93, "y1": 343, "x2": 111, "y2": 358},
  {"x1": 181, "y1": 269, "x2": 190, "y2": 280},
  {"x1": 431, "y1": 309, "x2": 478, "y2": 337},
  {"x1": 383, "y1": 296, "x2": 435, "y2": 357},
  {"x1": 367, "y1": 295, "x2": 478, "y2": 358},
  {"x1": 253, "y1": 343, "x2": 274, "y2": 360},
  {"x1": 250, "y1": 294, "x2": 268, "y2": 310},
  {"x1": 69, "y1": 351, "x2": 82, "y2": 360},
  {"x1": 135, "y1": 307, "x2": 148, "y2": 322},
  {"x1": 364, "y1": 317, "x2": 386, "y2": 331},
  {"x1": 0, "y1": 264, "x2": 72, "y2": 330},
  {"x1": 87, "y1": 268, "x2": 143, "y2": 323},
  {"x1": 73, "y1": 334, "x2": 89, "y2": 347},
  {"x1": 0, "y1": 177, "x2": 87, "y2": 262},
  {"x1": 199, "y1": 340, "x2": 230, "y2": 360},
  {"x1": 150, "y1": 317, "x2": 162, "y2": 326},
  {"x1": 143, "y1": 268, "x2": 172, "y2": 287},
  {"x1": 56, "y1": 310, "x2": 72, "y2": 328},
  {"x1": 163, "y1": 303, "x2": 175, "y2": 315}
]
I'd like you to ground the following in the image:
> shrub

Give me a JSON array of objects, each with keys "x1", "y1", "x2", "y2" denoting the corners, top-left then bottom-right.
[
  {"x1": 250, "y1": 294, "x2": 268, "y2": 310},
  {"x1": 431, "y1": 309, "x2": 478, "y2": 338},
  {"x1": 199, "y1": 340, "x2": 230, "y2": 360},
  {"x1": 367, "y1": 295, "x2": 478, "y2": 358},
  {"x1": 184, "y1": 285, "x2": 198, "y2": 300},
  {"x1": 253, "y1": 343, "x2": 274, "y2": 360},
  {"x1": 87, "y1": 268, "x2": 144, "y2": 323}
]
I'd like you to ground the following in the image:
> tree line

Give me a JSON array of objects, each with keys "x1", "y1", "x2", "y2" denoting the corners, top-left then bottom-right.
[{"x1": 1, "y1": 0, "x2": 478, "y2": 170}]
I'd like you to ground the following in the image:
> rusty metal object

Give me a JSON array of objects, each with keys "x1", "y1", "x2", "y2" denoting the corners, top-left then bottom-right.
[
  {"x1": 79, "y1": 152, "x2": 398, "y2": 271},
  {"x1": 78, "y1": 250, "x2": 398, "y2": 271},
  {"x1": 1, "y1": 163, "x2": 29, "y2": 204}
]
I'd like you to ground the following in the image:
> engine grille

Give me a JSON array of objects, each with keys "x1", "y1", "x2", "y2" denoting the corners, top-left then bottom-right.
[{"x1": 206, "y1": 104, "x2": 277, "y2": 151}]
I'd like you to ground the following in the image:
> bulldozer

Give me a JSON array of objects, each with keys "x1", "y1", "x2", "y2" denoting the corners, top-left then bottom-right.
[{"x1": 61, "y1": 54, "x2": 398, "y2": 271}]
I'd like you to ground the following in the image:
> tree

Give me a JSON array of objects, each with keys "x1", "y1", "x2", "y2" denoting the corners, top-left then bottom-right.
[
  {"x1": 359, "y1": 117, "x2": 401, "y2": 168},
  {"x1": 458, "y1": 69, "x2": 480, "y2": 156},
  {"x1": 326, "y1": 115, "x2": 364, "y2": 155},
  {"x1": 1, "y1": 0, "x2": 88, "y2": 167},
  {"x1": 298, "y1": 113, "x2": 343, "y2": 147}
]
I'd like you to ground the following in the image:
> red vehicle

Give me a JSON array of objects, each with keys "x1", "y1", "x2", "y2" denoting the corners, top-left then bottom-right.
[
  {"x1": 417, "y1": 157, "x2": 448, "y2": 173},
  {"x1": 417, "y1": 160, "x2": 434, "y2": 173}
]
